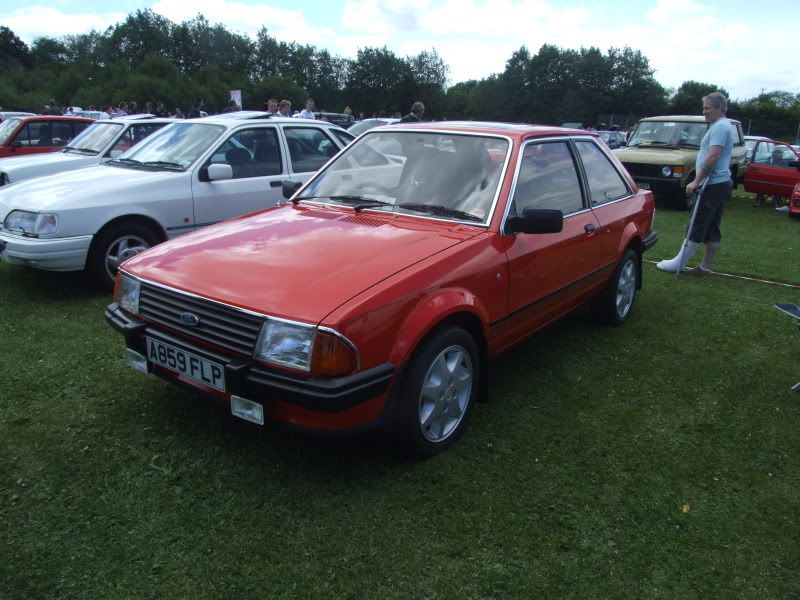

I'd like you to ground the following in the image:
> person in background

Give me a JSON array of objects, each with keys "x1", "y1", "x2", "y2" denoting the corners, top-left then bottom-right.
[
  {"x1": 189, "y1": 99, "x2": 203, "y2": 119},
  {"x1": 399, "y1": 101, "x2": 425, "y2": 123},
  {"x1": 174, "y1": 107, "x2": 185, "y2": 118},
  {"x1": 295, "y1": 98, "x2": 316, "y2": 119},
  {"x1": 657, "y1": 91, "x2": 735, "y2": 276},
  {"x1": 128, "y1": 101, "x2": 138, "y2": 114},
  {"x1": 99, "y1": 105, "x2": 113, "y2": 120},
  {"x1": 116, "y1": 102, "x2": 128, "y2": 116},
  {"x1": 155, "y1": 101, "x2": 168, "y2": 117},
  {"x1": 276, "y1": 100, "x2": 292, "y2": 117},
  {"x1": 267, "y1": 98, "x2": 278, "y2": 114}
]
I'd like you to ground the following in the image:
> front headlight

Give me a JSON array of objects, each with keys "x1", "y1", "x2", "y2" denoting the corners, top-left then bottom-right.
[
  {"x1": 114, "y1": 273, "x2": 141, "y2": 314},
  {"x1": 3, "y1": 210, "x2": 59, "y2": 235},
  {"x1": 660, "y1": 166, "x2": 673, "y2": 177},
  {"x1": 255, "y1": 318, "x2": 357, "y2": 376}
]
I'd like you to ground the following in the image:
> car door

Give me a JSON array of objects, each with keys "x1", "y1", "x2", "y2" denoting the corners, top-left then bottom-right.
[
  {"x1": 502, "y1": 138, "x2": 605, "y2": 340},
  {"x1": 191, "y1": 125, "x2": 286, "y2": 227},
  {"x1": 744, "y1": 141, "x2": 800, "y2": 197}
]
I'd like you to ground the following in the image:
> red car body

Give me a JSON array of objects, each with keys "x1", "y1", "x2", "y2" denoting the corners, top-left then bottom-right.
[
  {"x1": 0, "y1": 115, "x2": 94, "y2": 158},
  {"x1": 106, "y1": 122, "x2": 658, "y2": 455},
  {"x1": 744, "y1": 139, "x2": 800, "y2": 199},
  {"x1": 790, "y1": 182, "x2": 800, "y2": 218}
]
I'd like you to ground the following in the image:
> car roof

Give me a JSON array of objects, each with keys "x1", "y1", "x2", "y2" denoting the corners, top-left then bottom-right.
[
  {"x1": 12, "y1": 115, "x2": 95, "y2": 123},
  {"x1": 380, "y1": 121, "x2": 592, "y2": 140},
  {"x1": 207, "y1": 111, "x2": 274, "y2": 120},
  {"x1": 744, "y1": 135, "x2": 772, "y2": 141},
  {"x1": 641, "y1": 115, "x2": 742, "y2": 125},
  {"x1": 197, "y1": 115, "x2": 348, "y2": 130}
]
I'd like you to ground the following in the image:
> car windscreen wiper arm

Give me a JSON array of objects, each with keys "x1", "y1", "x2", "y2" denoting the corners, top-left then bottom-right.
[
  {"x1": 141, "y1": 160, "x2": 184, "y2": 170},
  {"x1": 397, "y1": 203, "x2": 483, "y2": 222},
  {"x1": 64, "y1": 147, "x2": 99, "y2": 155}
]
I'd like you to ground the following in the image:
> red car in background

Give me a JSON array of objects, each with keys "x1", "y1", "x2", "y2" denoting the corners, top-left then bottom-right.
[
  {"x1": 0, "y1": 115, "x2": 94, "y2": 158},
  {"x1": 106, "y1": 122, "x2": 658, "y2": 456},
  {"x1": 744, "y1": 139, "x2": 800, "y2": 201},
  {"x1": 790, "y1": 183, "x2": 800, "y2": 218}
]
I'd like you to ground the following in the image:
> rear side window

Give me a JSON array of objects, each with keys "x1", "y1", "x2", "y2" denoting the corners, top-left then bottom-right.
[
  {"x1": 511, "y1": 140, "x2": 583, "y2": 215},
  {"x1": 285, "y1": 127, "x2": 338, "y2": 173},
  {"x1": 575, "y1": 141, "x2": 630, "y2": 205}
]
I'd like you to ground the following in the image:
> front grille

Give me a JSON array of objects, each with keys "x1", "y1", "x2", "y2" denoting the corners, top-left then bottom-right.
[
  {"x1": 620, "y1": 162, "x2": 664, "y2": 178},
  {"x1": 138, "y1": 283, "x2": 265, "y2": 357}
]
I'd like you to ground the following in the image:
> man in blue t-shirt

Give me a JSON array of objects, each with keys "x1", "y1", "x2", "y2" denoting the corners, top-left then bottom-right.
[{"x1": 657, "y1": 91, "x2": 735, "y2": 275}]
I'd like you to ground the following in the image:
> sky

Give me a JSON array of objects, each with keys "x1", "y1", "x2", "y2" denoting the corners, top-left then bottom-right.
[{"x1": 3, "y1": 0, "x2": 798, "y2": 102}]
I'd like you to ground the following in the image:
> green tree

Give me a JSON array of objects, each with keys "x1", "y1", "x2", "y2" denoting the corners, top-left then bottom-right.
[{"x1": 0, "y1": 26, "x2": 32, "y2": 70}]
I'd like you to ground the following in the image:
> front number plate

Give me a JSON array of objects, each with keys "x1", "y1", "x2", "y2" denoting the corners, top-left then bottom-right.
[{"x1": 146, "y1": 336, "x2": 225, "y2": 392}]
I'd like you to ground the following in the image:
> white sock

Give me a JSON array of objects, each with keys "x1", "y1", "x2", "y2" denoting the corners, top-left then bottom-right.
[{"x1": 656, "y1": 241, "x2": 700, "y2": 272}]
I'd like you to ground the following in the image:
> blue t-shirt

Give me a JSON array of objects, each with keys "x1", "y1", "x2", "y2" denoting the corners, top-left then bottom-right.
[{"x1": 697, "y1": 117, "x2": 734, "y2": 184}]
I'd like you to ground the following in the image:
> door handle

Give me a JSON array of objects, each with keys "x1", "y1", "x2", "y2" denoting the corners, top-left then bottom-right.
[
  {"x1": 585, "y1": 223, "x2": 596, "y2": 234},
  {"x1": 269, "y1": 181, "x2": 282, "y2": 187}
]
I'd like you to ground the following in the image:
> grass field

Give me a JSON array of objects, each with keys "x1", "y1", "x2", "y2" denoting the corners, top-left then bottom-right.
[{"x1": 1, "y1": 191, "x2": 799, "y2": 599}]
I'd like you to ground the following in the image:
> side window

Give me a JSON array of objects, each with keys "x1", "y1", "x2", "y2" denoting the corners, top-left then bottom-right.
[
  {"x1": 16, "y1": 123, "x2": 48, "y2": 147},
  {"x1": 330, "y1": 128, "x2": 355, "y2": 147},
  {"x1": 51, "y1": 122, "x2": 73, "y2": 146},
  {"x1": 110, "y1": 129, "x2": 135, "y2": 154},
  {"x1": 285, "y1": 127, "x2": 337, "y2": 173},
  {"x1": 753, "y1": 142, "x2": 775, "y2": 165},
  {"x1": 511, "y1": 140, "x2": 583, "y2": 215},
  {"x1": 205, "y1": 127, "x2": 282, "y2": 179},
  {"x1": 575, "y1": 140, "x2": 630, "y2": 205},
  {"x1": 768, "y1": 143, "x2": 796, "y2": 167}
]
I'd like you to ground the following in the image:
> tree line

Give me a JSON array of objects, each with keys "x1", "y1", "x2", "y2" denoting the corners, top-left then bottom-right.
[{"x1": 1, "y1": 10, "x2": 798, "y2": 139}]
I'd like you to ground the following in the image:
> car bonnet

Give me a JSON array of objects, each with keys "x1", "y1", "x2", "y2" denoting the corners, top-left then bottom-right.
[{"x1": 121, "y1": 205, "x2": 481, "y2": 324}]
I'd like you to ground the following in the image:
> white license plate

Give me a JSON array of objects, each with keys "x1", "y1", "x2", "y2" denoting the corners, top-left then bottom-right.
[
  {"x1": 145, "y1": 336, "x2": 225, "y2": 392},
  {"x1": 639, "y1": 182, "x2": 651, "y2": 190}
]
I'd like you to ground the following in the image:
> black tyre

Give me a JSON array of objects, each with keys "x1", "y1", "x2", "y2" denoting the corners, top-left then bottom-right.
[
  {"x1": 88, "y1": 221, "x2": 160, "y2": 290},
  {"x1": 396, "y1": 327, "x2": 479, "y2": 457},
  {"x1": 591, "y1": 248, "x2": 639, "y2": 325}
]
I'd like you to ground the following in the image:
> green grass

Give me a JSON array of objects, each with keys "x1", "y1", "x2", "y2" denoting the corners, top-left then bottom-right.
[{"x1": 1, "y1": 192, "x2": 799, "y2": 599}]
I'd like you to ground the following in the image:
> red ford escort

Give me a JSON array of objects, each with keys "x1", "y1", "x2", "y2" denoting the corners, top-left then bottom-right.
[{"x1": 106, "y1": 122, "x2": 657, "y2": 455}]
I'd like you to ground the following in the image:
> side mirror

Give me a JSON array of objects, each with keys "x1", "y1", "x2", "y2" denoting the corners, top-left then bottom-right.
[
  {"x1": 506, "y1": 208, "x2": 563, "y2": 235},
  {"x1": 206, "y1": 163, "x2": 233, "y2": 181},
  {"x1": 282, "y1": 180, "x2": 302, "y2": 199},
  {"x1": 108, "y1": 150, "x2": 123, "y2": 159}
]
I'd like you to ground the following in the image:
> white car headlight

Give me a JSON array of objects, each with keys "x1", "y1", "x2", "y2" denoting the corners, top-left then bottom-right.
[
  {"x1": 115, "y1": 274, "x2": 141, "y2": 314},
  {"x1": 660, "y1": 166, "x2": 673, "y2": 177},
  {"x1": 255, "y1": 318, "x2": 316, "y2": 371},
  {"x1": 4, "y1": 210, "x2": 59, "y2": 235}
]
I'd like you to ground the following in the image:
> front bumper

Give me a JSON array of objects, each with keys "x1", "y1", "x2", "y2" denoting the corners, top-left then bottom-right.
[
  {"x1": 105, "y1": 302, "x2": 396, "y2": 414},
  {"x1": 0, "y1": 231, "x2": 93, "y2": 271},
  {"x1": 632, "y1": 176, "x2": 683, "y2": 195}
]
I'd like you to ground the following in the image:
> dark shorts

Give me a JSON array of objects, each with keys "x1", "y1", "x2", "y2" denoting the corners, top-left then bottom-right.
[{"x1": 689, "y1": 180, "x2": 732, "y2": 244}]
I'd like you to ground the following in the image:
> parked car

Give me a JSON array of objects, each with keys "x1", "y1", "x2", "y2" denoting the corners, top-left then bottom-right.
[
  {"x1": 745, "y1": 135, "x2": 772, "y2": 163},
  {"x1": 0, "y1": 115, "x2": 94, "y2": 158},
  {"x1": 0, "y1": 111, "x2": 35, "y2": 123},
  {"x1": 0, "y1": 117, "x2": 355, "y2": 288},
  {"x1": 743, "y1": 139, "x2": 800, "y2": 201},
  {"x1": 0, "y1": 116, "x2": 177, "y2": 186},
  {"x1": 313, "y1": 112, "x2": 355, "y2": 128},
  {"x1": 789, "y1": 182, "x2": 800, "y2": 219},
  {"x1": 614, "y1": 115, "x2": 747, "y2": 209},
  {"x1": 105, "y1": 121, "x2": 658, "y2": 456},
  {"x1": 598, "y1": 130, "x2": 626, "y2": 149},
  {"x1": 348, "y1": 118, "x2": 400, "y2": 137}
]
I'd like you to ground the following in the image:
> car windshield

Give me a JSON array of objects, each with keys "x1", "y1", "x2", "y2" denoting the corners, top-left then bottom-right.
[
  {"x1": 0, "y1": 119, "x2": 21, "y2": 144},
  {"x1": 298, "y1": 131, "x2": 509, "y2": 224},
  {"x1": 114, "y1": 122, "x2": 225, "y2": 169},
  {"x1": 66, "y1": 121, "x2": 124, "y2": 153},
  {"x1": 628, "y1": 121, "x2": 706, "y2": 148}
]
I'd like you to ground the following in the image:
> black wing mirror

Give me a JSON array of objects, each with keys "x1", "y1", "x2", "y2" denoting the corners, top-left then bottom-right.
[
  {"x1": 506, "y1": 208, "x2": 563, "y2": 234},
  {"x1": 282, "y1": 180, "x2": 302, "y2": 199}
]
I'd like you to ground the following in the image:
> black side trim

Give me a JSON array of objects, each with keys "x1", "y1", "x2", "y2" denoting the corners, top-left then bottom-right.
[
  {"x1": 489, "y1": 261, "x2": 614, "y2": 327},
  {"x1": 643, "y1": 230, "x2": 658, "y2": 252},
  {"x1": 105, "y1": 303, "x2": 395, "y2": 412}
]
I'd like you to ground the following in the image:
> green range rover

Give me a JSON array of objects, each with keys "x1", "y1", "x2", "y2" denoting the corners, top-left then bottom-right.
[{"x1": 614, "y1": 115, "x2": 747, "y2": 209}]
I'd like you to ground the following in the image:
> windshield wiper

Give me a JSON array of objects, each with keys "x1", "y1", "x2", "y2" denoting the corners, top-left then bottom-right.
[
  {"x1": 108, "y1": 157, "x2": 143, "y2": 167},
  {"x1": 397, "y1": 203, "x2": 482, "y2": 222},
  {"x1": 292, "y1": 194, "x2": 393, "y2": 212},
  {"x1": 64, "y1": 147, "x2": 99, "y2": 155},
  {"x1": 329, "y1": 195, "x2": 393, "y2": 212},
  {"x1": 141, "y1": 160, "x2": 184, "y2": 170}
]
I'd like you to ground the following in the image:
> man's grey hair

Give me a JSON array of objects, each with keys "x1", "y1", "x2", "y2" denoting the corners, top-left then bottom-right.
[
  {"x1": 703, "y1": 91, "x2": 728, "y2": 112},
  {"x1": 411, "y1": 101, "x2": 425, "y2": 115}
]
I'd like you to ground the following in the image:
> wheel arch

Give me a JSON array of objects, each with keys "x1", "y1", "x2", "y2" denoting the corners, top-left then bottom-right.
[{"x1": 86, "y1": 214, "x2": 168, "y2": 265}]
